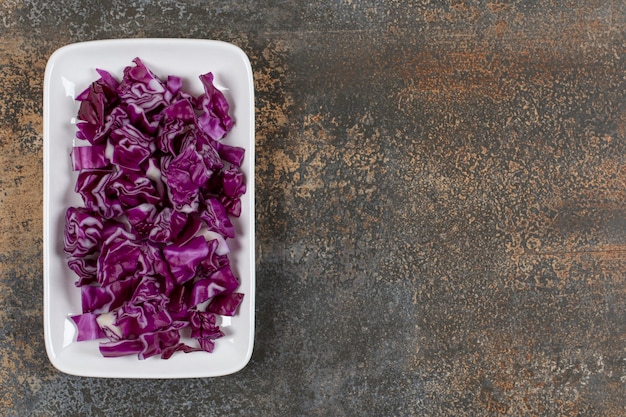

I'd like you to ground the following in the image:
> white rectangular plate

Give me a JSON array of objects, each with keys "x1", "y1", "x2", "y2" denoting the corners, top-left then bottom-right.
[{"x1": 43, "y1": 39, "x2": 255, "y2": 378}]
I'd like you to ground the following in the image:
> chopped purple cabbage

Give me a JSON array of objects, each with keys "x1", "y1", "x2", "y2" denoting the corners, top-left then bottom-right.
[
  {"x1": 200, "y1": 198, "x2": 235, "y2": 239},
  {"x1": 189, "y1": 265, "x2": 240, "y2": 308},
  {"x1": 215, "y1": 142, "x2": 245, "y2": 167},
  {"x1": 65, "y1": 59, "x2": 246, "y2": 359},
  {"x1": 208, "y1": 292, "x2": 244, "y2": 316},
  {"x1": 108, "y1": 124, "x2": 154, "y2": 172},
  {"x1": 71, "y1": 312, "x2": 107, "y2": 341},
  {"x1": 71, "y1": 145, "x2": 110, "y2": 171},
  {"x1": 162, "y1": 236, "x2": 209, "y2": 285},
  {"x1": 197, "y1": 72, "x2": 233, "y2": 140},
  {"x1": 161, "y1": 145, "x2": 209, "y2": 213},
  {"x1": 189, "y1": 311, "x2": 224, "y2": 352}
]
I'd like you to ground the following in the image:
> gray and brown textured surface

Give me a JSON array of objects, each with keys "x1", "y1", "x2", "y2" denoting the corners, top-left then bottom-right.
[{"x1": 1, "y1": 1, "x2": 625, "y2": 416}]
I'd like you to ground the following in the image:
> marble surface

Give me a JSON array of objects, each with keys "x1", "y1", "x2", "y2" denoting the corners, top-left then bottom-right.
[{"x1": 1, "y1": 1, "x2": 625, "y2": 415}]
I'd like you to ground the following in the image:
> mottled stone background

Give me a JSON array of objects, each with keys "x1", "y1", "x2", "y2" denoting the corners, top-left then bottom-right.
[{"x1": 1, "y1": 1, "x2": 625, "y2": 416}]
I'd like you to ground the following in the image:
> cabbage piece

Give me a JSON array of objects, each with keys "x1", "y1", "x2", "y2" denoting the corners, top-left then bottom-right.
[
  {"x1": 208, "y1": 292, "x2": 244, "y2": 316},
  {"x1": 151, "y1": 208, "x2": 188, "y2": 243},
  {"x1": 157, "y1": 118, "x2": 188, "y2": 155},
  {"x1": 189, "y1": 311, "x2": 223, "y2": 339},
  {"x1": 215, "y1": 142, "x2": 245, "y2": 167},
  {"x1": 109, "y1": 124, "x2": 154, "y2": 172},
  {"x1": 127, "y1": 102, "x2": 160, "y2": 135},
  {"x1": 67, "y1": 256, "x2": 98, "y2": 286},
  {"x1": 199, "y1": 239, "x2": 230, "y2": 273},
  {"x1": 100, "y1": 220, "x2": 136, "y2": 246},
  {"x1": 109, "y1": 301, "x2": 173, "y2": 340},
  {"x1": 70, "y1": 312, "x2": 107, "y2": 341},
  {"x1": 200, "y1": 229, "x2": 231, "y2": 256},
  {"x1": 169, "y1": 76, "x2": 197, "y2": 105},
  {"x1": 197, "y1": 338, "x2": 216, "y2": 353},
  {"x1": 138, "y1": 242, "x2": 177, "y2": 294},
  {"x1": 172, "y1": 213, "x2": 203, "y2": 246},
  {"x1": 106, "y1": 171, "x2": 161, "y2": 208},
  {"x1": 129, "y1": 275, "x2": 168, "y2": 306},
  {"x1": 75, "y1": 169, "x2": 123, "y2": 219},
  {"x1": 145, "y1": 157, "x2": 166, "y2": 198},
  {"x1": 189, "y1": 311, "x2": 224, "y2": 353},
  {"x1": 167, "y1": 284, "x2": 190, "y2": 321},
  {"x1": 197, "y1": 72, "x2": 233, "y2": 140},
  {"x1": 71, "y1": 145, "x2": 110, "y2": 171},
  {"x1": 189, "y1": 265, "x2": 239, "y2": 307},
  {"x1": 157, "y1": 100, "x2": 198, "y2": 157},
  {"x1": 117, "y1": 57, "x2": 167, "y2": 113},
  {"x1": 137, "y1": 327, "x2": 183, "y2": 360},
  {"x1": 221, "y1": 165, "x2": 246, "y2": 199},
  {"x1": 196, "y1": 131, "x2": 224, "y2": 173},
  {"x1": 161, "y1": 145, "x2": 210, "y2": 213},
  {"x1": 94, "y1": 68, "x2": 121, "y2": 93},
  {"x1": 76, "y1": 105, "x2": 131, "y2": 145},
  {"x1": 165, "y1": 75, "x2": 183, "y2": 100},
  {"x1": 99, "y1": 339, "x2": 144, "y2": 358},
  {"x1": 75, "y1": 120, "x2": 102, "y2": 145},
  {"x1": 64, "y1": 207, "x2": 104, "y2": 258},
  {"x1": 220, "y1": 195, "x2": 242, "y2": 217},
  {"x1": 75, "y1": 71, "x2": 120, "y2": 144},
  {"x1": 199, "y1": 198, "x2": 235, "y2": 239},
  {"x1": 97, "y1": 236, "x2": 142, "y2": 286},
  {"x1": 81, "y1": 285, "x2": 112, "y2": 313},
  {"x1": 95, "y1": 310, "x2": 122, "y2": 340},
  {"x1": 64, "y1": 207, "x2": 104, "y2": 286},
  {"x1": 162, "y1": 236, "x2": 209, "y2": 285},
  {"x1": 164, "y1": 98, "x2": 196, "y2": 123},
  {"x1": 75, "y1": 68, "x2": 119, "y2": 102},
  {"x1": 126, "y1": 204, "x2": 187, "y2": 243},
  {"x1": 81, "y1": 276, "x2": 139, "y2": 314},
  {"x1": 125, "y1": 203, "x2": 158, "y2": 235}
]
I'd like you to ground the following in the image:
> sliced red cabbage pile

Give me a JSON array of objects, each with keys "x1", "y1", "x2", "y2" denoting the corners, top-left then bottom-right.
[{"x1": 64, "y1": 58, "x2": 246, "y2": 360}]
